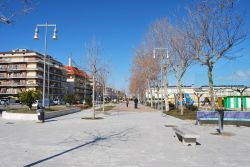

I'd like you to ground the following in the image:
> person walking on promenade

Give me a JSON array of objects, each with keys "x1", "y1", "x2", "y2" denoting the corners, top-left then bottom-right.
[
  {"x1": 134, "y1": 97, "x2": 138, "y2": 109},
  {"x1": 126, "y1": 98, "x2": 129, "y2": 107}
]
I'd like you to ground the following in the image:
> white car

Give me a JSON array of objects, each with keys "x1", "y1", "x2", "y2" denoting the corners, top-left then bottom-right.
[
  {"x1": 32, "y1": 100, "x2": 42, "y2": 107},
  {"x1": 53, "y1": 99, "x2": 64, "y2": 105}
]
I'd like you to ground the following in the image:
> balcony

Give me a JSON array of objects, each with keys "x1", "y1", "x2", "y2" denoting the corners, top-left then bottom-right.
[
  {"x1": 0, "y1": 65, "x2": 44, "y2": 72},
  {"x1": 0, "y1": 84, "x2": 39, "y2": 87},
  {"x1": 0, "y1": 74, "x2": 43, "y2": 79},
  {"x1": 0, "y1": 58, "x2": 43, "y2": 64},
  {"x1": 0, "y1": 89, "x2": 19, "y2": 94}
]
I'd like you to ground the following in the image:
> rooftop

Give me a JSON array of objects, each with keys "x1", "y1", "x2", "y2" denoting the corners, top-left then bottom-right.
[{"x1": 64, "y1": 66, "x2": 89, "y2": 79}]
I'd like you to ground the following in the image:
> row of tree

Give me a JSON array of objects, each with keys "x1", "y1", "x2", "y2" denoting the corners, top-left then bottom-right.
[{"x1": 129, "y1": 0, "x2": 247, "y2": 114}]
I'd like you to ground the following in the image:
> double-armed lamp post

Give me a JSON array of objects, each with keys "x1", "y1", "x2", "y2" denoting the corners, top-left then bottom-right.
[
  {"x1": 153, "y1": 48, "x2": 169, "y2": 112},
  {"x1": 34, "y1": 23, "x2": 57, "y2": 107}
]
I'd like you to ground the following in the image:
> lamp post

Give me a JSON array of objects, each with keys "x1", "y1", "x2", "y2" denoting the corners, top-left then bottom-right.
[
  {"x1": 34, "y1": 23, "x2": 57, "y2": 107},
  {"x1": 153, "y1": 48, "x2": 169, "y2": 113}
]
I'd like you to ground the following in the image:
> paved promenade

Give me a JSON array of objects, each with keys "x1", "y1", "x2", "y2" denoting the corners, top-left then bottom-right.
[{"x1": 0, "y1": 103, "x2": 250, "y2": 167}]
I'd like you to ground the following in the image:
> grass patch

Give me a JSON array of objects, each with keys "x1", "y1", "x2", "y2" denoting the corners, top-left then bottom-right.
[
  {"x1": 96, "y1": 105, "x2": 115, "y2": 112},
  {"x1": 81, "y1": 117, "x2": 104, "y2": 120},
  {"x1": 5, "y1": 105, "x2": 73, "y2": 114},
  {"x1": 164, "y1": 108, "x2": 197, "y2": 120},
  {"x1": 6, "y1": 108, "x2": 37, "y2": 114}
]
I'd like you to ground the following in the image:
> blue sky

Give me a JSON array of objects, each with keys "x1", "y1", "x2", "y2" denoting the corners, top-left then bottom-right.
[{"x1": 0, "y1": 0, "x2": 250, "y2": 91}]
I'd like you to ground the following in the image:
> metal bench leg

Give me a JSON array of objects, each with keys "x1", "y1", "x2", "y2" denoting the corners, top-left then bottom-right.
[{"x1": 182, "y1": 138, "x2": 196, "y2": 146}]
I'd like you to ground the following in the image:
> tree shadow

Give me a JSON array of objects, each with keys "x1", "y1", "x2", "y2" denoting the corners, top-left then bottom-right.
[
  {"x1": 24, "y1": 128, "x2": 134, "y2": 167},
  {"x1": 44, "y1": 119, "x2": 57, "y2": 122}
]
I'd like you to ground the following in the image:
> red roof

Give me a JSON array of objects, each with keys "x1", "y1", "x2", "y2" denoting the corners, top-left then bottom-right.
[{"x1": 64, "y1": 66, "x2": 89, "y2": 79}]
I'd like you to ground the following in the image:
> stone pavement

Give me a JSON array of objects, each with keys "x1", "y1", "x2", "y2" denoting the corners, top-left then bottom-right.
[
  {"x1": 111, "y1": 101, "x2": 158, "y2": 112},
  {"x1": 0, "y1": 103, "x2": 250, "y2": 167}
]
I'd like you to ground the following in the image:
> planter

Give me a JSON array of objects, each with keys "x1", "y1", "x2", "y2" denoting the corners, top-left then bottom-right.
[{"x1": 2, "y1": 108, "x2": 81, "y2": 121}]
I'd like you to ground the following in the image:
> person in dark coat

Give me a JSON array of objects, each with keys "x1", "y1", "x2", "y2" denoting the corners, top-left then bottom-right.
[{"x1": 134, "y1": 97, "x2": 138, "y2": 109}]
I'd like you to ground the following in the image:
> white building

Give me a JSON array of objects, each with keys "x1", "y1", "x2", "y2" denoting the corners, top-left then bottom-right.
[{"x1": 146, "y1": 85, "x2": 250, "y2": 109}]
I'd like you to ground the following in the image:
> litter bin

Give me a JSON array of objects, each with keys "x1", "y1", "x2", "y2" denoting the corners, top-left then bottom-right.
[{"x1": 37, "y1": 108, "x2": 45, "y2": 122}]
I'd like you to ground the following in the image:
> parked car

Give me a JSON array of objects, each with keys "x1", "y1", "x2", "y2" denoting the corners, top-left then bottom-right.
[
  {"x1": 53, "y1": 99, "x2": 65, "y2": 105},
  {"x1": 0, "y1": 99, "x2": 9, "y2": 105},
  {"x1": 32, "y1": 100, "x2": 42, "y2": 107}
]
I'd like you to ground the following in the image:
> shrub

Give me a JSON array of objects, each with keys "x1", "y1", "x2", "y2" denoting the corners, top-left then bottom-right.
[
  {"x1": 169, "y1": 102, "x2": 175, "y2": 110},
  {"x1": 74, "y1": 95, "x2": 81, "y2": 104},
  {"x1": 64, "y1": 94, "x2": 75, "y2": 105},
  {"x1": 85, "y1": 95, "x2": 92, "y2": 107},
  {"x1": 75, "y1": 104, "x2": 90, "y2": 109},
  {"x1": 186, "y1": 105, "x2": 198, "y2": 111},
  {"x1": 18, "y1": 90, "x2": 40, "y2": 110}
]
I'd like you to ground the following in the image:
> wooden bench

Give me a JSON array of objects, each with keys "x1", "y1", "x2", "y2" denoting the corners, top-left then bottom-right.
[{"x1": 173, "y1": 127, "x2": 200, "y2": 146}]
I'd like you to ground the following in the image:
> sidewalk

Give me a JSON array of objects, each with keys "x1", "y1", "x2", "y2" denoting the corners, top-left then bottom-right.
[
  {"x1": 0, "y1": 104, "x2": 250, "y2": 167},
  {"x1": 111, "y1": 101, "x2": 158, "y2": 112}
]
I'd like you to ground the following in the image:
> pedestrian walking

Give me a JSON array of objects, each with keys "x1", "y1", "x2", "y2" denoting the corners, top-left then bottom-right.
[
  {"x1": 134, "y1": 97, "x2": 138, "y2": 109},
  {"x1": 126, "y1": 98, "x2": 129, "y2": 107}
]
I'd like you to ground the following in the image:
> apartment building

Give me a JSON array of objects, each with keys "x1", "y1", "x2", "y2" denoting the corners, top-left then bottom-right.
[
  {"x1": 64, "y1": 66, "x2": 92, "y2": 100},
  {"x1": 0, "y1": 49, "x2": 67, "y2": 100}
]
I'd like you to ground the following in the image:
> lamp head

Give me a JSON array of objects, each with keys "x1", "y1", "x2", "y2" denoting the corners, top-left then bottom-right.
[
  {"x1": 52, "y1": 26, "x2": 57, "y2": 40},
  {"x1": 33, "y1": 27, "x2": 39, "y2": 39}
]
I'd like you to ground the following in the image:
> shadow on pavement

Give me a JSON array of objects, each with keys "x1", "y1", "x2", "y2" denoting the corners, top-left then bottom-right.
[
  {"x1": 164, "y1": 125, "x2": 177, "y2": 128},
  {"x1": 24, "y1": 128, "x2": 133, "y2": 167}
]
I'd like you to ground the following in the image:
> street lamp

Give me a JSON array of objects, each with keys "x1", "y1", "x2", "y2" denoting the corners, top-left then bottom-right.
[
  {"x1": 34, "y1": 23, "x2": 57, "y2": 107},
  {"x1": 153, "y1": 48, "x2": 169, "y2": 113}
]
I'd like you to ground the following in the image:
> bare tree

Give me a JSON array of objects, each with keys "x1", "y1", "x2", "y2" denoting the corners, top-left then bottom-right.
[
  {"x1": 193, "y1": 87, "x2": 205, "y2": 110},
  {"x1": 230, "y1": 86, "x2": 248, "y2": 111},
  {"x1": 129, "y1": 69, "x2": 146, "y2": 101},
  {"x1": 97, "y1": 67, "x2": 109, "y2": 112},
  {"x1": 85, "y1": 38, "x2": 102, "y2": 119},
  {"x1": 187, "y1": 0, "x2": 247, "y2": 109},
  {"x1": 132, "y1": 43, "x2": 159, "y2": 107},
  {"x1": 168, "y1": 23, "x2": 194, "y2": 115},
  {"x1": 0, "y1": 0, "x2": 35, "y2": 24}
]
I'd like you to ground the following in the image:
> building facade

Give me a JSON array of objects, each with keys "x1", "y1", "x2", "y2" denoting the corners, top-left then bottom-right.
[
  {"x1": 0, "y1": 49, "x2": 67, "y2": 100},
  {"x1": 146, "y1": 85, "x2": 250, "y2": 110},
  {"x1": 64, "y1": 66, "x2": 92, "y2": 100}
]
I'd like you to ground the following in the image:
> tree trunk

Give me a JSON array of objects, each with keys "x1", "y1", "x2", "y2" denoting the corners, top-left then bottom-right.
[
  {"x1": 178, "y1": 80, "x2": 184, "y2": 115},
  {"x1": 163, "y1": 65, "x2": 169, "y2": 112},
  {"x1": 208, "y1": 64, "x2": 215, "y2": 110},
  {"x1": 148, "y1": 80, "x2": 153, "y2": 108},
  {"x1": 103, "y1": 84, "x2": 105, "y2": 112},
  {"x1": 137, "y1": 94, "x2": 140, "y2": 104},
  {"x1": 197, "y1": 96, "x2": 200, "y2": 110},
  {"x1": 240, "y1": 92, "x2": 243, "y2": 111},
  {"x1": 92, "y1": 74, "x2": 95, "y2": 119},
  {"x1": 174, "y1": 93, "x2": 177, "y2": 109},
  {"x1": 157, "y1": 88, "x2": 160, "y2": 109}
]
